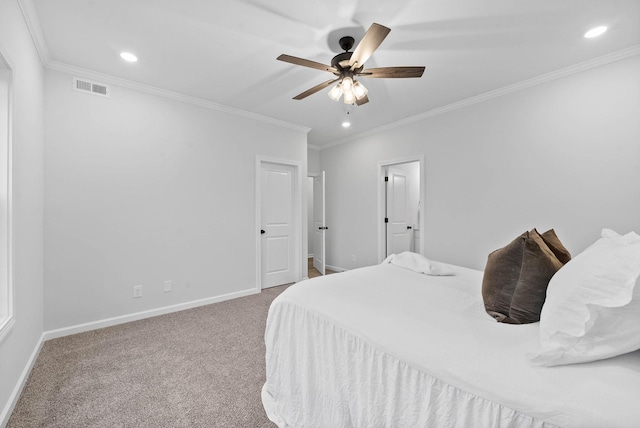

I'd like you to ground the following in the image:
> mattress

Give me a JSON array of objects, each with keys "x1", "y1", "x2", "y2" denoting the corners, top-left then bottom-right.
[{"x1": 262, "y1": 263, "x2": 640, "y2": 427}]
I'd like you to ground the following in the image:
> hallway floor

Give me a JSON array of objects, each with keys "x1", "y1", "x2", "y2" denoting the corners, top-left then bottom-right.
[{"x1": 308, "y1": 257, "x2": 338, "y2": 278}]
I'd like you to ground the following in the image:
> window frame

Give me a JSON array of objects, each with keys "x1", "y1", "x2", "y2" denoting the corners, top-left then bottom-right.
[{"x1": 0, "y1": 48, "x2": 14, "y2": 343}]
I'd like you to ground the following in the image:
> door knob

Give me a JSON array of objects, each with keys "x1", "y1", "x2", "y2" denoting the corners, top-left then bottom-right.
[
  {"x1": 407, "y1": 226, "x2": 413, "y2": 230},
  {"x1": 260, "y1": 229, "x2": 266, "y2": 234}
]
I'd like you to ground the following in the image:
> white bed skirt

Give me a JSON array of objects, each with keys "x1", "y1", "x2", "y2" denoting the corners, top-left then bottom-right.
[{"x1": 263, "y1": 303, "x2": 554, "y2": 428}]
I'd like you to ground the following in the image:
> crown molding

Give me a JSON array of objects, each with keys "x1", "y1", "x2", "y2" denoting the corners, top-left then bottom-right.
[
  {"x1": 322, "y1": 45, "x2": 640, "y2": 150},
  {"x1": 307, "y1": 144, "x2": 321, "y2": 151},
  {"x1": 46, "y1": 61, "x2": 311, "y2": 134},
  {"x1": 17, "y1": 0, "x2": 50, "y2": 64},
  {"x1": 17, "y1": 0, "x2": 309, "y2": 135},
  {"x1": 16, "y1": 0, "x2": 638, "y2": 147}
]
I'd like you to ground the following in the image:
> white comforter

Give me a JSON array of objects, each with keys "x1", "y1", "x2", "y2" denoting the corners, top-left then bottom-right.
[{"x1": 262, "y1": 263, "x2": 640, "y2": 428}]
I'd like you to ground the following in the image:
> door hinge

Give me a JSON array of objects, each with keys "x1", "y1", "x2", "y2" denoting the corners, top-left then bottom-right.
[
  {"x1": 384, "y1": 218, "x2": 389, "y2": 223},
  {"x1": 384, "y1": 176, "x2": 389, "y2": 182}
]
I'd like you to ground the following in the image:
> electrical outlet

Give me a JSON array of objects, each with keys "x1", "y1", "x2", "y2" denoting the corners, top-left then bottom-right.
[
  {"x1": 133, "y1": 285, "x2": 143, "y2": 298},
  {"x1": 163, "y1": 280, "x2": 172, "y2": 293}
]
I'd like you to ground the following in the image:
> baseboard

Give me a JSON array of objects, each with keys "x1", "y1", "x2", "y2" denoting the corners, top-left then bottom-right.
[
  {"x1": 327, "y1": 264, "x2": 348, "y2": 273},
  {"x1": 0, "y1": 333, "x2": 45, "y2": 428},
  {"x1": 43, "y1": 287, "x2": 260, "y2": 341}
]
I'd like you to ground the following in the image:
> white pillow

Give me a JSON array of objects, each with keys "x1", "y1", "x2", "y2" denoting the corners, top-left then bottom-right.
[
  {"x1": 382, "y1": 251, "x2": 454, "y2": 276},
  {"x1": 529, "y1": 228, "x2": 640, "y2": 366}
]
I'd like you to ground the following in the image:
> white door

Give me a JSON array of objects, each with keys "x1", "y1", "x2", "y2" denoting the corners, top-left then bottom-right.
[
  {"x1": 386, "y1": 168, "x2": 410, "y2": 256},
  {"x1": 261, "y1": 163, "x2": 296, "y2": 288},
  {"x1": 313, "y1": 171, "x2": 326, "y2": 275}
]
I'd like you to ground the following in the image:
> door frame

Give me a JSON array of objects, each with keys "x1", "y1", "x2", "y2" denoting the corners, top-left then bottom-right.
[
  {"x1": 255, "y1": 157, "x2": 303, "y2": 291},
  {"x1": 377, "y1": 155, "x2": 425, "y2": 263}
]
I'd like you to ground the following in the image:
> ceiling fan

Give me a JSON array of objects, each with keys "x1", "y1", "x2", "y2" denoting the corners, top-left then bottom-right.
[{"x1": 277, "y1": 23, "x2": 425, "y2": 106}]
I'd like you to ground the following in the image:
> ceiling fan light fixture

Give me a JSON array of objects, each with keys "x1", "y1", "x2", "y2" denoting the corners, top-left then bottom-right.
[
  {"x1": 342, "y1": 89, "x2": 356, "y2": 105},
  {"x1": 328, "y1": 83, "x2": 342, "y2": 101},
  {"x1": 277, "y1": 23, "x2": 424, "y2": 106},
  {"x1": 353, "y1": 81, "x2": 368, "y2": 100},
  {"x1": 342, "y1": 76, "x2": 354, "y2": 92}
]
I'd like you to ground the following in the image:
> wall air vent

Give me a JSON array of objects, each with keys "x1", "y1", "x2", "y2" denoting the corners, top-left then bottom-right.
[{"x1": 72, "y1": 77, "x2": 110, "y2": 98}]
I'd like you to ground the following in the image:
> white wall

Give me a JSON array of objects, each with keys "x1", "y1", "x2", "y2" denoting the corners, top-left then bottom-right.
[
  {"x1": 43, "y1": 69, "x2": 307, "y2": 331},
  {"x1": 0, "y1": 0, "x2": 45, "y2": 423},
  {"x1": 321, "y1": 55, "x2": 640, "y2": 271},
  {"x1": 308, "y1": 146, "x2": 320, "y2": 176}
]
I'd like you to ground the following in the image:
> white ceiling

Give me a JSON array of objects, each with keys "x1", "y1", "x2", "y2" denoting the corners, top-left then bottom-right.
[{"x1": 29, "y1": 0, "x2": 640, "y2": 147}]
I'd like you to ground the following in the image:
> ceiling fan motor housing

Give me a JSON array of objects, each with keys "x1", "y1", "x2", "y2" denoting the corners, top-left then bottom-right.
[
  {"x1": 331, "y1": 52, "x2": 352, "y2": 70},
  {"x1": 339, "y1": 36, "x2": 355, "y2": 51}
]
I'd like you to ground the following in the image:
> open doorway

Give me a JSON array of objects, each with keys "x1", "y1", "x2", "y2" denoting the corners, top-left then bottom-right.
[
  {"x1": 307, "y1": 172, "x2": 335, "y2": 277},
  {"x1": 306, "y1": 175, "x2": 316, "y2": 277},
  {"x1": 307, "y1": 176, "x2": 314, "y2": 263},
  {"x1": 378, "y1": 156, "x2": 425, "y2": 262}
]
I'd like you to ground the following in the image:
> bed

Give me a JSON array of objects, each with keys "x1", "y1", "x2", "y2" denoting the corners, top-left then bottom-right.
[{"x1": 261, "y1": 247, "x2": 640, "y2": 427}]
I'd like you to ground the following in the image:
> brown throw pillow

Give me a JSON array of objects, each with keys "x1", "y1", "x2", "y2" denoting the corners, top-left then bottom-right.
[
  {"x1": 481, "y1": 229, "x2": 566, "y2": 324},
  {"x1": 540, "y1": 228, "x2": 572, "y2": 264}
]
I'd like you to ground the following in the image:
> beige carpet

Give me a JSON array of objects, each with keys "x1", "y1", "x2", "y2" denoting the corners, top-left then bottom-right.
[{"x1": 8, "y1": 285, "x2": 290, "y2": 428}]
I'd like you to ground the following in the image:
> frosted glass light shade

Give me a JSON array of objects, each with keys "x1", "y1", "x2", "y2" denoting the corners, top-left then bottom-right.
[
  {"x1": 342, "y1": 89, "x2": 356, "y2": 105},
  {"x1": 342, "y1": 76, "x2": 354, "y2": 92},
  {"x1": 328, "y1": 84, "x2": 342, "y2": 101},
  {"x1": 353, "y1": 81, "x2": 368, "y2": 99}
]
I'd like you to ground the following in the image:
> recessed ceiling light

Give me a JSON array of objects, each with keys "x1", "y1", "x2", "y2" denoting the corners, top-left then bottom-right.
[
  {"x1": 120, "y1": 52, "x2": 138, "y2": 62},
  {"x1": 342, "y1": 121, "x2": 351, "y2": 128},
  {"x1": 584, "y1": 26, "x2": 607, "y2": 39}
]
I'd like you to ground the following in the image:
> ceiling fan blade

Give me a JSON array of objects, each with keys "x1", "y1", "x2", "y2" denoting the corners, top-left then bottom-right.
[
  {"x1": 292, "y1": 79, "x2": 340, "y2": 100},
  {"x1": 355, "y1": 94, "x2": 369, "y2": 106},
  {"x1": 358, "y1": 66, "x2": 425, "y2": 78},
  {"x1": 277, "y1": 54, "x2": 337, "y2": 74},
  {"x1": 348, "y1": 23, "x2": 391, "y2": 70}
]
